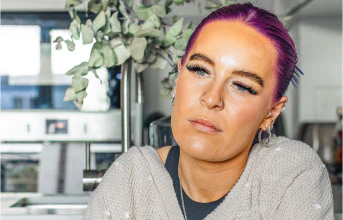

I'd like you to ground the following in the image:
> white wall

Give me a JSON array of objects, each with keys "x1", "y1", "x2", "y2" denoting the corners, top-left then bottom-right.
[{"x1": 297, "y1": 17, "x2": 342, "y2": 123}]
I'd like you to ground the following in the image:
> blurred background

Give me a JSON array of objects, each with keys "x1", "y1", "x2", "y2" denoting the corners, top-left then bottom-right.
[{"x1": 0, "y1": 0, "x2": 342, "y2": 219}]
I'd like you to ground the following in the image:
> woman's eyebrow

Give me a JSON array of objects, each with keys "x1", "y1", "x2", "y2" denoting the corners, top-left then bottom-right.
[
  {"x1": 232, "y1": 70, "x2": 264, "y2": 87},
  {"x1": 189, "y1": 53, "x2": 214, "y2": 66}
]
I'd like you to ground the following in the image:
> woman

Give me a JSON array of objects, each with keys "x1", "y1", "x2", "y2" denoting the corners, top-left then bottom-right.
[{"x1": 84, "y1": 3, "x2": 334, "y2": 220}]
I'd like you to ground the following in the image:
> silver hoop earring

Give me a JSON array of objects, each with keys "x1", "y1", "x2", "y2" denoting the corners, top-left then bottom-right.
[
  {"x1": 171, "y1": 92, "x2": 175, "y2": 107},
  {"x1": 258, "y1": 126, "x2": 272, "y2": 146},
  {"x1": 218, "y1": 101, "x2": 223, "y2": 108}
]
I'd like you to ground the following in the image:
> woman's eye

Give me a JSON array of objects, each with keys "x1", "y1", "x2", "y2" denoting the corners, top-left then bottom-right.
[
  {"x1": 186, "y1": 65, "x2": 209, "y2": 77},
  {"x1": 233, "y1": 83, "x2": 258, "y2": 95},
  {"x1": 196, "y1": 70, "x2": 208, "y2": 77}
]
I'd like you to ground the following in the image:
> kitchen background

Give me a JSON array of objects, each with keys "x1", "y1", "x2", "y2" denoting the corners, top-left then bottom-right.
[{"x1": 0, "y1": 0, "x2": 342, "y2": 219}]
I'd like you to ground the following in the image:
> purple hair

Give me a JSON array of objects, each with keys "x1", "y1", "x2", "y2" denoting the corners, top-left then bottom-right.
[{"x1": 181, "y1": 3, "x2": 298, "y2": 103}]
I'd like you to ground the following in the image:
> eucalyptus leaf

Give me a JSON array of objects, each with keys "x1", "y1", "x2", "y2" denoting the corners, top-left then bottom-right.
[
  {"x1": 96, "y1": 31, "x2": 104, "y2": 42},
  {"x1": 56, "y1": 42, "x2": 62, "y2": 50},
  {"x1": 81, "y1": 24, "x2": 94, "y2": 44},
  {"x1": 119, "y1": 0, "x2": 129, "y2": 18},
  {"x1": 161, "y1": 78, "x2": 172, "y2": 89},
  {"x1": 165, "y1": 0, "x2": 173, "y2": 7},
  {"x1": 141, "y1": 20, "x2": 154, "y2": 30},
  {"x1": 168, "y1": 18, "x2": 183, "y2": 36},
  {"x1": 135, "y1": 29, "x2": 161, "y2": 38},
  {"x1": 220, "y1": 0, "x2": 234, "y2": 6},
  {"x1": 109, "y1": 12, "x2": 121, "y2": 33},
  {"x1": 101, "y1": 43, "x2": 117, "y2": 67},
  {"x1": 53, "y1": 36, "x2": 64, "y2": 43},
  {"x1": 122, "y1": 19, "x2": 130, "y2": 34},
  {"x1": 68, "y1": 8, "x2": 81, "y2": 23},
  {"x1": 110, "y1": 37, "x2": 123, "y2": 48},
  {"x1": 133, "y1": 5, "x2": 151, "y2": 20},
  {"x1": 146, "y1": 53, "x2": 157, "y2": 63},
  {"x1": 76, "y1": 90, "x2": 88, "y2": 102},
  {"x1": 63, "y1": 87, "x2": 76, "y2": 101},
  {"x1": 173, "y1": 0, "x2": 184, "y2": 5},
  {"x1": 128, "y1": 23, "x2": 140, "y2": 34},
  {"x1": 88, "y1": 47, "x2": 104, "y2": 67},
  {"x1": 128, "y1": 37, "x2": 147, "y2": 61},
  {"x1": 113, "y1": 44, "x2": 131, "y2": 65},
  {"x1": 88, "y1": 0, "x2": 103, "y2": 14},
  {"x1": 86, "y1": 19, "x2": 93, "y2": 27},
  {"x1": 162, "y1": 32, "x2": 177, "y2": 47},
  {"x1": 66, "y1": 62, "x2": 89, "y2": 75},
  {"x1": 166, "y1": 6, "x2": 172, "y2": 14},
  {"x1": 148, "y1": 13, "x2": 160, "y2": 28},
  {"x1": 65, "y1": 0, "x2": 82, "y2": 8},
  {"x1": 73, "y1": 99, "x2": 83, "y2": 110},
  {"x1": 183, "y1": 21, "x2": 192, "y2": 29},
  {"x1": 70, "y1": 19, "x2": 80, "y2": 40},
  {"x1": 152, "y1": 4, "x2": 166, "y2": 17},
  {"x1": 93, "y1": 11, "x2": 106, "y2": 32},
  {"x1": 72, "y1": 75, "x2": 89, "y2": 92},
  {"x1": 150, "y1": 56, "x2": 167, "y2": 69},
  {"x1": 174, "y1": 38, "x2": 187, "y2": 50},
  {"x1": 133, "y1": 63, "x2": 149, "y2": 73},
  {"x1": 105, "y1": 6, "x2": 111, "y2": 18},
  {"x1": 64, "y1": 40, "x2": 76, "y2": 51},
  {"x1": 181, "y1": 29, "x2": 193, "y2": 40}
]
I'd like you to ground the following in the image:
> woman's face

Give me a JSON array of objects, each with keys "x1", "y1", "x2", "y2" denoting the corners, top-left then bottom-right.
[{"x1": 171, "y1": 21, "x2": 283, "y2": 162}]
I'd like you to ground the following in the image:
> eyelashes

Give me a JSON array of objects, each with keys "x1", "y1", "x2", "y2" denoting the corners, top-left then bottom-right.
[{"x1": 186, "y1": 64, "x2": 258, "y2": 95}]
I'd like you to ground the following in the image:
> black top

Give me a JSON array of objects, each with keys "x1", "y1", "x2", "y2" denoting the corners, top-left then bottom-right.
[{"x1": 164, "y1": 146, "x2": 226, "y2": 220}]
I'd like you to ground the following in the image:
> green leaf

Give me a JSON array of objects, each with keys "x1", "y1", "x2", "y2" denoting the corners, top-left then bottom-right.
[
  {"x1": 66, "y1": 62, "x2": 89, "y2": 75},
  {"x1": 141, "y1": 20, "x2": 154, "y2": 30},
  {"x1": 128, "y1": 37, "x2": 147, "y2": 61},
  {"x1": 134, "y1": 29, "x2": 161, "y2": 38},
  {"x1": 133, "y1": 63, "x2": 149, "y2": 73},
  {"x1": 110, "y1": 37, "x2": 123, "y2": 48},
  {"x1": 150, "y1": 56, "x2": 167, "y2": 69},
  {"x1": 148, "y1": 13, "x2": 160, "y2": 28},
  {"x1": 146, "y1": 53, "x2": 157, "y2": 63},
  {"x1": 173, "y1": 0, "x2": 184, "y2": 5},
  {"x1": 168, "y1": 18, "x2": 183, "y2": 36},
  {"x1": 166, "y1": 6, "x2": 172, "y2": 14},
  {"x1": 101, "y1": 43, "x2": 117, "y2": 67},
  {"x1": 73, "y1": 99, "x2": 83, "y2": 110},
  {"x1": 161, "y1": 78, "x2": 172, "y2": 89},
  {"x1": 119, "y1": 0, "x2": 129, "y2": 18},
  {"x1": 128, "y1": 23, "x2": 140, "y2": 34},
  {"x1": 152, "y1": 4, "x2": 166, "y2": 17},
  {"x1": 165, "y1": 0, "x2": 173, "y2": 7},
  {"x1": 109, "y1": 12, "x2": 121, "y2": 33},
  {"x1": 133, "y1": 5, "x2": 151, "y2": 20},
  {"x1": 65, "y1": 0, "x2": 82, "y2": 8},
  {"x1": 86, "y1": 19, "x2": 93, "y2": 27},
  {"x1": 88, "y1": 47, "x2": 104, "y2": 67},
  {"x1": 183, "y1": 21, "x2": 192, "y2": 29},
  {"x1": 68, "y1": 8, "x2": 81, "y2": 23},
  {"x1": 93, "y1": 11, "x2": 107, "y2": 32},
  {"x1": 69, "y1": 19, "x2": 80, "y2": 40},
  {"x1": 174, "y1": 38, "x2": 187, "y2": 50},
  {"x1": 122, "y1": 19, "x2": 130, "y2": 34},
  {"x1": 96, "y1": 31, "x2": 104, "y2": 42},
  {"x1": 63, "y1": 87, "x2": 76, "y2": 102},
  {"x1": 172, "y1": 49, "x2": 184, "y2": 64},
  {"x1": 64, "y1": 40, "x2": 76, "y2": 51},
  {"x1": 81, "y1": 24, "x2": 94, "y2": 44},
  {"x1": 162, "y1": 32, "x2": 177, "y2": 47},
  {"x1": 53, "y1": 36, "x2": 64, "y2": 43},
  {"x1": 88, "y1": 0, "x2": 103, "y2": 14},
  {"x1": 220, "y1": 0, "x2": 234, "y2": 6},
  {"x1": 56, "y1": 42, "x2": 62, "y2": 50},
  {"x1": 181, "y1": 29, "x2": 193, "y2": 40},
  {"x1": 113, "y1": 44, "x2": 131, "y2": 65},
  {"x1": 76, "y1": 90, "x2": 88, "y2": 102},
  {"x1": 72, "y1": 75, "x2": 89, "y2": 92}
]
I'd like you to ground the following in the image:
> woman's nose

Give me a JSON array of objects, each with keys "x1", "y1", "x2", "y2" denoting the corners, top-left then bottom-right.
[{"x1": 200, "y1": 85, "x2": 224, "y2": 110}]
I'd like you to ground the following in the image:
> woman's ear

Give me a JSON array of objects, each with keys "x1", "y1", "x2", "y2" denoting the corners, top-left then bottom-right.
[{"x1": 259, "y1": 96, "x2": 288, "y2": 131}]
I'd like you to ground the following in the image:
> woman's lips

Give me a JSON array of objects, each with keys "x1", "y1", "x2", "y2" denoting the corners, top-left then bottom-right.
[{"x1": 189, "y1": 119, "x2": 221, "y2": 133}]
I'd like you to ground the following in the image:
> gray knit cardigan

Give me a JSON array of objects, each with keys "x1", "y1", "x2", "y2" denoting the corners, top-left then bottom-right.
[{"x1": 84, "y1": 136, "x2": 334, "y2": 220}]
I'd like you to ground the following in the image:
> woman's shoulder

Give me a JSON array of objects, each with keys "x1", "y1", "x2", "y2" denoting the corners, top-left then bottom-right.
[{"x1": 257, "y1": 135, "x2": 324, "y2": 169}]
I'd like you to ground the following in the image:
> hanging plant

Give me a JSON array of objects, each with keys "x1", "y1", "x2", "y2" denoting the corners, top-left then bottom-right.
[{"x1": 53, "y1": 0, "x2": 244, "y2": 108}]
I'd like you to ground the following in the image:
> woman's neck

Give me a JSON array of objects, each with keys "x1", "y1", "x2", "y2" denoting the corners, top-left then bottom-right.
[{"x1": 178, "y1": 146, "x2": 251, "y2": 203}]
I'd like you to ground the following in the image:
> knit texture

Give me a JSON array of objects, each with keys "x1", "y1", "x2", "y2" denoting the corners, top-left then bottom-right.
[{"x1": 84, "y1": 136, "x2": 334, "y2": 220}]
